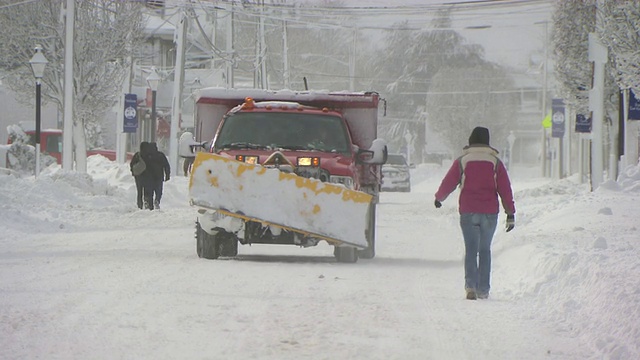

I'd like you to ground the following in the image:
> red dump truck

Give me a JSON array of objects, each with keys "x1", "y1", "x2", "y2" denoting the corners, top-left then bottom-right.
[{"x1": 180, "y1": 88, "x2": 388, "y2": 263}]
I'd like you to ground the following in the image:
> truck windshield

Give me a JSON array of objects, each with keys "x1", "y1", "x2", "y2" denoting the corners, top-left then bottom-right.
[{"x1": 215, "y1": 112, "x2": 351, "y2": 154}]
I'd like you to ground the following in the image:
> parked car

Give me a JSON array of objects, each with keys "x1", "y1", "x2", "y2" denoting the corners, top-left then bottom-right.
[{"x1": 381, "y1": 153, "x2": 411, "y2": 192}]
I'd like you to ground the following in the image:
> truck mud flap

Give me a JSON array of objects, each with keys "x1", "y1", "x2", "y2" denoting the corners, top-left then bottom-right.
[{"x1": 189, "y1": 152, "x2": 373, "y2": 248}]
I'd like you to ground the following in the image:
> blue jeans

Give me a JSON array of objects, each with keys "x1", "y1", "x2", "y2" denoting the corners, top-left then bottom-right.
[{"x1": 460, "y1": 213, "x2": 498, "y2": 294}]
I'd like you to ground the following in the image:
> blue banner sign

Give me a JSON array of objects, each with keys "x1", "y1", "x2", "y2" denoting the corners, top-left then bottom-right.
[
  {"x1": 123, "y1": 94, "x2": 138, "y2": 133},
  {"x1": 551, "y1": 98, "x2": 565, "y2": 138},
  {"x1": 575, "y1": 113, "x2": 592, "y2": 133},
  {"x1": 629, "y1": 89, "x2": 640, "y2": 121}
]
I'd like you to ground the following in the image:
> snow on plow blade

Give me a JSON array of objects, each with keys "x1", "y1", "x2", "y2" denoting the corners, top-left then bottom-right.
[{"x1": 189, "y1": 152, "x2": 373, "y2": 248}]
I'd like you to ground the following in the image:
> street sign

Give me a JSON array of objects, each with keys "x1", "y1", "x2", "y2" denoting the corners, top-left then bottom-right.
[
  {"x1": 629, "y1": 89, "x2": 640, "y2": 121},
  {"x1": 575, "y1": 113, "x2": 592, "y2": 133},
  {"x1": 123, "y1": 93, "x2": 138, "y2": 133},
  {"x1": 551, "y1": 98, "x2": 565, "y2": 138}
]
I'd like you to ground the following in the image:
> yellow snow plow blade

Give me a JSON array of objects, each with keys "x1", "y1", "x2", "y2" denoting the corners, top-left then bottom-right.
[{"x1": 188, "y1": 152, "x2": 373, "y2": 248}]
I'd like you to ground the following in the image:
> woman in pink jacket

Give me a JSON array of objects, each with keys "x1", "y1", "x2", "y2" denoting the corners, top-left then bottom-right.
[{"x1": 434, "y1": 127, "x2": 516, "y2": 300}]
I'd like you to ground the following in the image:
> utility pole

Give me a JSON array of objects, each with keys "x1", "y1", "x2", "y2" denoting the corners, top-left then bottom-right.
[
  {"x1": 588, "y1": 30, "x2": 607, "y2": 190},
  {"x1": 256, "y1": 0, "x2": 267, "y2": 89},
  {"x1": 115, "y1": 57, "x2": 133, "y2": 164},
  {"x1": 609, "y1": 91, "x2": 620, "y2": 180},
  {"x1": 62, "y1": 0, "x2": 74, "y2": 171},
  {"x1": 283, "y1": 20, "x2": 290, "y2": 89},
  {"x1": 348, "y1": 26, "x2": 357, "y2": 92},
  {"x1": 225, "y1": 3, "x2": 234, "y2": 89},
  {"x1": 539, "y1": 20, "x2": 549, "y2": 177},
  {"x1": 170, "y1": 9, "x2": 188, "y2": 174}
]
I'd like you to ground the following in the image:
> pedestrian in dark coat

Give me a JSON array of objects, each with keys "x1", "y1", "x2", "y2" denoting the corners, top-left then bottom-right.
[
  {"x1": 143, "y1": 142, "x2": 170, "y2": 210},
  {"x1": 130, "y1": 142, "x2": 150, "y2": 209},
  {"x1": 434, "y1": 126, "x2": 516, "y2": 300},
  {"x1": 183, "y1": 156, "x2": 194, "y2": 176}
]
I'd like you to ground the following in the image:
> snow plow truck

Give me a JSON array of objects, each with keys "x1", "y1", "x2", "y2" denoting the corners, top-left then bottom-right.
[{"x1": 180, "y1": 88, "x2": 387, "y2": 263}]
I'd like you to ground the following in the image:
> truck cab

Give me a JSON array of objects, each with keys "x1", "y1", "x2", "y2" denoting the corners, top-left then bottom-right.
[{"x1": 210, "y1": 99, "x2": 366, "y2": 190}]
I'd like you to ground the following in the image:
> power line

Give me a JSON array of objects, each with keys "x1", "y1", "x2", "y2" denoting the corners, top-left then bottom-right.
[
  {"x1": 0, "y1": 0, "x2": 39, "y2": 9},
  {"x1": 162, "y1": 0, "x2": 553, "y2": 32},
  {"x1": 402, "y1": 89, "x2": 540, "y2": 95}
]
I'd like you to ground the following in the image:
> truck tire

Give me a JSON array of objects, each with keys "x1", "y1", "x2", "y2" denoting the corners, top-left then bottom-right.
[
  {"x1": 196, "y1": 221, "x2": 220, "y2": 259},
  {"x1": 334, "y1": 246, "x2": 358, "y2": 263},
  {"x1": 358, "y1": 203, "x2": 377, "y2": 259},
  {"x1": 196, "y1": 221, "x2": 204, "y2": 257},
  {"x1": 219, "y1": 232, "x2": 239, "y2": 257},
  {"x1": 358, "y1": 237, "x2": 375, "y2": 259}
]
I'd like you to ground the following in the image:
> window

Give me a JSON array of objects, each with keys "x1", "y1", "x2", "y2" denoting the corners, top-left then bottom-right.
[
  {"x1": 215, "y1": 112, "x2": 351, "y2": 154},
  {"x1": 386, "y1": 154, "x2": 407, "y2": 166},
  {"x1": 46, "y1": 134, "x2": 63, "y2": 153}
]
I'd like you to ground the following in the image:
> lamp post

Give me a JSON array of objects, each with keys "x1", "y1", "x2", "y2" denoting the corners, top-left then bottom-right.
[
  {"x1": 29, "y1": 45, "x2": 48, "y2": 178},
  {"x1": 146, "y1": 66, "x2": 161, "y2": 142}
]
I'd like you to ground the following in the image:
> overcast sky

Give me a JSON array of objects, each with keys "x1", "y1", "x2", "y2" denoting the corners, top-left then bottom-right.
[{"x1": 299, "y1": 0, "x2": 554, "y2": 69}]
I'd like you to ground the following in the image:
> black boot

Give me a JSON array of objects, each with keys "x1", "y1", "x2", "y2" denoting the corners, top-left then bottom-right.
[{"x1": 466, "y1": 289, "x2": 477, "y2": 300}]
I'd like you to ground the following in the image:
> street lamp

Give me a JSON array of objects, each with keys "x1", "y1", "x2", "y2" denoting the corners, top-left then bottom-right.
[
  {"x1": 146, "y1": 66, "x2": 161, "y2": 142},
  {"x1": 29, "y1": 45, "x2": 48, "y2": 178}
]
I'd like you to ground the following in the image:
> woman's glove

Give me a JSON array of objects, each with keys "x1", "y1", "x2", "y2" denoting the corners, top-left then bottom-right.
[{"x1": 506, "y1": 214, "x2": 515, "y2": 232}]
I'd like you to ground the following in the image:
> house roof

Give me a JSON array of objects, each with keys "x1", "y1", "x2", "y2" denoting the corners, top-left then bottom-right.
[{"x1": 144, "y1": 13, "x2": 176, "y2": 39}]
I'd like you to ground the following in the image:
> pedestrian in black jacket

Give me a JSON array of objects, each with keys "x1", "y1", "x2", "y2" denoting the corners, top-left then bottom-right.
[
  {"x1": 130, "y1": 142, "x2": 150, "y2": 209},
  {"x1": 145, "y1": 142, "x2": 171, "y2": 210}
]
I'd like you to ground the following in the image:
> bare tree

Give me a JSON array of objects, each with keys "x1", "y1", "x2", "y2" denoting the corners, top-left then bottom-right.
[{"x1": 0, "y1": 0, "x2": 145, "y2": 172}]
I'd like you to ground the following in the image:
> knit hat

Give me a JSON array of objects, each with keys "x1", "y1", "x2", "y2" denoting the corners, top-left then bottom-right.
[
  {"x1": 468, "y1": 126, "x2": 490, "y2": 146},
  {"x1": 140, "y1": 141, "x2": 150, "y2": 155}
]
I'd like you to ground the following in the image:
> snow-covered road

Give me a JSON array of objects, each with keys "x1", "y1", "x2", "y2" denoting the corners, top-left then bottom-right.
[{"x1": 1, "y1": 157, "x2": 638, "y2": 359}]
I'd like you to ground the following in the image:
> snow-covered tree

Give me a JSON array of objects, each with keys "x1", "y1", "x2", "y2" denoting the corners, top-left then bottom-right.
[
  {"x1": 370, "y1": 10, "x2": 485, "y2": 162},
  {"x1": 5, "y1": 125, "x2": 56, "y2": 174},
  {"x1": 552, "y1": 0, "x2": 596, "y2": 115},
  {"x1": 598, "y1": 2, "x2": 640, "y2": 92},
  {"x1": 552, "y1": 1, "x2": 628, "y2": 116},
  {"x1": 0, "y1": 0, "x2": 145, "y2": 172},
  {"x1": 426, "y1": 64, "x2": 518, "y2": 155},
  {"x1": 552, "y1": 1, "x2": 634, "y2": 176}
]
